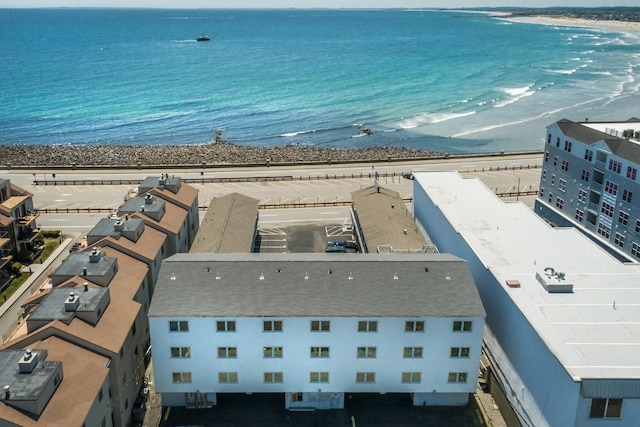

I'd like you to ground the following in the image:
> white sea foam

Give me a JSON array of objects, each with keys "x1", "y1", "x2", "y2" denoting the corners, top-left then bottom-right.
[
  {"x1": 493, "y1": 85, "x2": 535, "y2": 108},
  {"x1": 397, "y1": 111, "x2": 476, "y2": 129}
]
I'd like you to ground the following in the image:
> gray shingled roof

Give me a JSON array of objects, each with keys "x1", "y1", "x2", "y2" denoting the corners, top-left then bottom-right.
[
  {"x1": 149, "y1": 253, "x2": 485, "y2": 318},
  {"x1": 557, "y1": 118, "x2": 640, "y2": 163},
  {"x1": 190, "y1": 193, "x2": 259, "y2": 253}
]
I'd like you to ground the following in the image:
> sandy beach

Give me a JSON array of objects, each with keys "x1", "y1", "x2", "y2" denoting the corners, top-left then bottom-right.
[{"x1": 503, "y1": 15, "x2": 640, "y2": 34}]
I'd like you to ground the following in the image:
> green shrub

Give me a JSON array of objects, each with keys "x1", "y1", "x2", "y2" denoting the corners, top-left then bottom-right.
[
  {"x1": 11, "y1": 262, "x2": 22, "y2": 272},
  {"x1": 17, "y1": 251, "x2": 32, "y2": 262},
  {"x1": 40, "y1": 230, "x2": 61, "y2": 238}
]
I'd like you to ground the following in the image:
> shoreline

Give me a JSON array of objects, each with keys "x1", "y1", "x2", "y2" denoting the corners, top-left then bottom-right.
[
  {"x1": 502, "y1": 15, "x2": 640, "y2": 34},
  {"x1": 0, "y1": 141, "x2": 541, "y2": 170}
]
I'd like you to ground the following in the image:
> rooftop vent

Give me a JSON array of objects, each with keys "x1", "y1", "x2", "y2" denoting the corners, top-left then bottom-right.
[
  {"x1": 159, "y1": 175, "x2": 166, "y2": 186},
  {"x1": 83, "y1": 282, "x2": 89, "y2": 292},
  {"x1": 536, "y1": 267, "x2": 573, "y2": 293},
  {"x1": 89, "y1": 248, "x2": 102, "y2": 263},
  {"x1": 18, "y1": 349, "x2": 39, "y2": 374},
  {"x1": 145, "y1": 193, "x2": 154, "y2": 204},
  {"x1": 65, "y1": 291, "x2": 80, "y2": 312},
  {"x1": 3, "y1": 385, "x2": 9, "y2": 400},
  {"x1": 114, "y1": 219, "x2": 124, "y2": 231}
]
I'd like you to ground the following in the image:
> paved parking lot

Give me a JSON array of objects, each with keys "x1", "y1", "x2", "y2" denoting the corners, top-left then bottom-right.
[
  {"x1": 159, "y1": 393, "x2": 478, "y2": 427},
  {"x1": 255, "y1": 224, "x2": 355, "y2": 253}
]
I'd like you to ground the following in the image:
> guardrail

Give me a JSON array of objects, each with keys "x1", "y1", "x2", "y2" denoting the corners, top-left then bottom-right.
[
  {"x1": 31, "y1": 163, "x2": 540, "y2": 186},
  {"x1": 34, "y1": 190, "x2": 539, "y2": 215}
]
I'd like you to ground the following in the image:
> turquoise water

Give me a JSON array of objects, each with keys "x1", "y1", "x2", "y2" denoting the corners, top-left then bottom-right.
[{"x1": 1, "y1": 8, "x2": 639, "y2": 154}]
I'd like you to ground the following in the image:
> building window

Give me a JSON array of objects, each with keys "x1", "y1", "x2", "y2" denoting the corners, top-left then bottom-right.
[
  {"x1": 589, "y1": 398, "x2": 622, "y2": 419},
  {"x1": 310, "y1": 347, "x2": 329, "y2": 358},
  {"x1": 218, "y1": 347, "x2": 237, "y2": 358},
  {"x1": 556, "y1": 137, "x2": 560, "y2": 147},
  {"x1": 597, "y1": 223, "x2": 611, "y2": 239},
  {"x1": 636, "y1": 220, "x2": 640, "y2": 233},
  {"x1": 604, "y1": 181, "x2": 618, "y2": 196},
  {"x1": 263, "y1": 320, "x2": 283, "y2": 332},
  {"x1": 217, "y1": 321, "x2": 236, "y2": 332},
  {"x1": 448, "y1": 372, "x2": 468, "y2": 383},
  {"x1": 564, "y1": 140, "x2": 572, "y2": 152},
  {"x1": 263, "y1": 346, "x2": 283, "y2": 358},
  {"x1": 623, "y1": 189, "x2": 633, "y2": 203},
  {"x1": 618, "y1": 211, "x2": 629, "y2": 225},
  {"x1": 547, "y1": 134, "x2": 551, "y2": 144},
  {"x1": 131, "y1": 323, "x2": 136, "y2": 336},
  {"x1": 608, "y1": 159, "x2": 622, "y2": 174},
  {"x1": 171, "y1": 347, "x2": 191, "y2": 358},
  {"x1": 575, "y1": 209, "x2": 584, "y2": 222},
  {"x1": 310, "y1": 372, "x2": 329, "y2": 383},
  {"x1": 632, "y1": 243, "x2": 640, "y2": 259},
  {"x1": 172, "y1": 372, "x2": 192, "y2": 383},
  {"x1": 358, "y1": 320, "x2": 377, "y2": 332},
  {"x1": 581, "y1": 170, "x2": 590, "y2": 182},
  {"x1": 450, "y1": 347, "x2": 470, "y2": 358},
  {"x1": 453, "y1": 320, "x2": 472, "y2": 332},
  {"x1": 553, "y1": 156, "x2": 558, "y2": 166},
  {"x1": 401, "y1": 372, "x2": 421, "y2": 383},
  {"x1": 544, "y1": 152, "x2": 549, "y2": 162},
  {"x1": 558, "y1": 178, "x2": 566, "y2": 192},
  {"x1": 311, "y1": 320, "x2": 330, "y2": 332},
  {"x1": 548, "y1": 192, "x2": 553, "y2": 203},
  {"x1": 218, "y1": 372, "x2": 238, "y2": 383},
  {"x1": 264, "y1": 372, "x2": 283, "y2": 383},
  {"x1": 615, "y1": 233, "x2": 625, "y2": 248},
  {"x1": 542, "y1": 169, "x2": 547, "y2": 181},
  {"x1": 561, "y1": 160, "x2": 569, "y2": 172},
  {"x1": 550, "y1": 174, "x2": 556, "y2": 186},
  {"x1": 403, "y1": 347, "x2": 423, "y2": 358},
  {"x1": 405, "y1": 321, "x2": 424, "y2": 332},
  {"x1": 627, "y1": 167, "x2": 637, "y2": 181},
  {"x1": 601, "y1": 202, "x2": 615, "y2": 218},
  {"x1": 98, "y1": 388, "x2": 103, "y2": 402},
  {"x1": 585, "y1": 149, "x2": 593, "y2": 161},
  {"x1": 356, "y1": 372, "x2": 375, "y2": 383},
  {"x1": 357, "y1": 347, "x2": 376, "y2": 358},
  {"x1": 169, "y1": 320, "x2": 188, "y2": 332},
  {"x1": 556, "y1": 197, "x2": 564, "y2": 210},
  {"x1": 578, "y1": 189, "x2": 587, "y2": 203},
  {"x1": 539, "y1": 188, "x2": 544, "y2": 197}
]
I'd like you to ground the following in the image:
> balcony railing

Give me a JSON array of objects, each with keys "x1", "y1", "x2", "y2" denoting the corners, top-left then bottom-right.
[{"x1": 18, "y1": 213, "x2": 39, "y2": 225}]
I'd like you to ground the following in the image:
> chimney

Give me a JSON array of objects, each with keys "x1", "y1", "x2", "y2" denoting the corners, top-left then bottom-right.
[
  {"x1": 114, "y1": 219, "x2": 124, "y2": 231},
  {"x1": 125, "y1": 214, "x2": 129, "y2": 220},
  {"x1": 82, "y1": 267, "x2": 87, "y2": 276},
  {"x1": 65, "y1": 291, "x2": 80, "y2": 312},
  {"x1": 4, "y1": 385, "x2": 9, "y2": 400},
  {"x1": 19, "y1": 349, "x2": 39, "y2": 374},
  {"x1": 145, "y1": 193, "x2": 153, "y2": 204},
  {"x1": 89, "y1": 247, "x2": 102, "y2": 263}
]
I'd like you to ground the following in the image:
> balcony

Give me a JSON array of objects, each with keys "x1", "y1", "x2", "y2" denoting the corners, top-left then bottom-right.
[
  {"x1": 18, "y1": 212, "x2": 39, "y2": 226},
  {"x1": 17, "y1": 228, "x2": 40, "y2": 244}
]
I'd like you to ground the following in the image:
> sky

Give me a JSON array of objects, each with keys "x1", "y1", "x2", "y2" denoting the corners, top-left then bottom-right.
[{"x1": 1, "y1": 1, "x2": 638, "y2": 8}]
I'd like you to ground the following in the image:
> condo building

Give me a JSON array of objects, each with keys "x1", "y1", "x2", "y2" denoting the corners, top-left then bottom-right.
[
  {"x1": 413, "y1": 170, "x2": 640, "y2": 427},
  {"x1": 536, "y1": 118, "x2": 640, "y2": 260},
  {"x1": 149, "y1": 253, "x2": 485, "y2": 410}
]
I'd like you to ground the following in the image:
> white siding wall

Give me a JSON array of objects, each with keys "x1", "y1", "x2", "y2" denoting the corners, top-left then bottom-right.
[{"x1": 150, "y1": 315, "x2": 482, "y2": 403}]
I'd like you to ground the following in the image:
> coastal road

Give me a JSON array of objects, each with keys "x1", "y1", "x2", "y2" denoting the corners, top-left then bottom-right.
[{"x1": 1, "y1": 154, "x2": 543, "y2": 213}]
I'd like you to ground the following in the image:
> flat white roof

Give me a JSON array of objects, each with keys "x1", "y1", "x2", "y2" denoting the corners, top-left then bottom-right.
[{"x1": 414, "y1": 171, "x2": 640, "y2": 380}]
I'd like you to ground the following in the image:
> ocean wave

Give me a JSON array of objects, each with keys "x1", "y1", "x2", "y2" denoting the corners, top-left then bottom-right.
[
  {"x1": 397, "y1": 111, "x2": 476, "y2": 129},
  {"x1": 494, "y1": 85, "x2": 535, "y2": 108}
]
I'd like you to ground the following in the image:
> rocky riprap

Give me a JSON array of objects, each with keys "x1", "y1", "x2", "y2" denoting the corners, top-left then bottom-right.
[{"x1": 0, "y1": 142, "x2": 441, "y2": 168}]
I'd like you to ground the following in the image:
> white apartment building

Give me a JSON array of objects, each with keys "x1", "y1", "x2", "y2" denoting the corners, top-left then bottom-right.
[
  {"x1": 149, "y1": 253, "x2": 485, "y2": 410},
  {"x1": 413, "y1": 170, "x2": 640, "y2": 427}
]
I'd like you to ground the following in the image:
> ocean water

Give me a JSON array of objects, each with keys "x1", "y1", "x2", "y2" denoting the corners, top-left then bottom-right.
[{"x1": 1, "y1": 8, "x2": 639, "y2": 154}]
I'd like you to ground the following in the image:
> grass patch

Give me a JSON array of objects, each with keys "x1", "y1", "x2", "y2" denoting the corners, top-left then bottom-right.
[{"x1": 1, "y1": 236, "x2": 61, "y2": 306}]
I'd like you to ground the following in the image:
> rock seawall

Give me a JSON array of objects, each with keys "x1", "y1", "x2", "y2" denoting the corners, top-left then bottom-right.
[{"x1": 0, "y1": 142, "x2": 441, "y2": 168}]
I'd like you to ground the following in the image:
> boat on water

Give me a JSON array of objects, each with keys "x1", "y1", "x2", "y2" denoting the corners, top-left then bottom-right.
[{"x1": 196, "y1": 34, "x2": 210, "y2": 42}]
